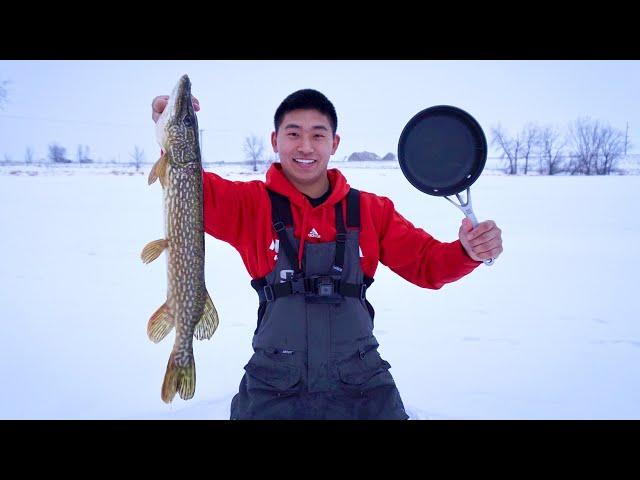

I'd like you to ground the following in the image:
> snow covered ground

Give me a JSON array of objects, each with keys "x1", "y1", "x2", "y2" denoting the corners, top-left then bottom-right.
[{"x1": 1, "y1": 163, "x2": 639, "y2": 420}]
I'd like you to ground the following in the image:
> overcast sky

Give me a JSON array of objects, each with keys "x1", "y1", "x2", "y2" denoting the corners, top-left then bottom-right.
[{"x1": 0, "y1": 60, "x2": 638, "y2": 164}]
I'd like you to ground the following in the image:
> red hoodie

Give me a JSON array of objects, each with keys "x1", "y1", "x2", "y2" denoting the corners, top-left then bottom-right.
[{"x1": 202, "y1": 163, "x2": 480, "y2": 289}]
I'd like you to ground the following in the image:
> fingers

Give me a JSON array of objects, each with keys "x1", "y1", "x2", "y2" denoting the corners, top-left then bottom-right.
[
  {"x1": 151, "y1": 95, "x2": 200, "y2": 123},
  {"x1": 461, "y1": 220, "x2": 503, "y2": 261},
  {"x1": 151, "y1": 95, "x2": 169, "y2": 123}
]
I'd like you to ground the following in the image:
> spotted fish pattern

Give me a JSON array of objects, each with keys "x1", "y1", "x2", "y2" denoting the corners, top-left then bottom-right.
[{"x1": 141, "y1": 74, "x2": 219, "y2": 403}]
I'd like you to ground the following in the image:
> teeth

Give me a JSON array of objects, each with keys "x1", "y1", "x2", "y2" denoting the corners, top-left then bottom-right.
[{"x1": 294, "y1": 158, "x2": 315, "y2": 164}]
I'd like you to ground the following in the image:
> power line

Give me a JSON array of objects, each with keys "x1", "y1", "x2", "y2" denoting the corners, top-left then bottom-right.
[
  {"x1": 0, "y1": 113, "x2": 147, "y2": 129},
  {"x1": 0, "y1": 113, "x2": 235, "y2": 134}
]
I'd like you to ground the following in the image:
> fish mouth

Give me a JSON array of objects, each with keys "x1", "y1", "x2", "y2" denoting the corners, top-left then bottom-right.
[
  {"x1": 155, "y1": 74, "x2": 196, "y2": 149},
  {"x1": 172, "y1": 74, "x2": 193, "y2": 118}
]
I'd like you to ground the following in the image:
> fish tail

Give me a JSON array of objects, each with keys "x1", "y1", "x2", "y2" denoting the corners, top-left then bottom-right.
[{"x1": 161, "y1": 352, "x2": 196, "y2": 403}]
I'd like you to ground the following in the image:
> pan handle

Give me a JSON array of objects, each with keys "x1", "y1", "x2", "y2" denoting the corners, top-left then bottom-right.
[{"x1": 445, "y1": 188, "x2": 494, "y2": 266}]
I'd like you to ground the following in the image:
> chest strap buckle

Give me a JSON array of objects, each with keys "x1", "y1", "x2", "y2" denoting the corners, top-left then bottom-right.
[{"x1": 263, "y1": 285, "x2": 275, "y2": 302}]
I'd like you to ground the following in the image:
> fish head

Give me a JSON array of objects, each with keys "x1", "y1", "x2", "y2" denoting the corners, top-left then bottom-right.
[{"x1": 155, "y1": 74, "x2": 201, "y2": 167}]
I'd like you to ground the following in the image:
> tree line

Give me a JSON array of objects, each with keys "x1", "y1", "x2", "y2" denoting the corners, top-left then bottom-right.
[
  {"x1": 491, "y1": 117, "x2": 632, "y2": 175},
  {"x1": 1, "y1": 143, "x2": 148, "y2": 171}
]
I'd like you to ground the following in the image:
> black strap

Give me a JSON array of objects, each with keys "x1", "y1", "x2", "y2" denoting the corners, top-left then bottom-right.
[
  {"x1": 267, "y1": 189, "x2": 302, "y2": 275},
  {"x1": 267, "y1": 189, "x2": 293, "y2": 225},
  {"x1": 252, "y1": 276, "x2": 369, "y2": 303},
  {"x1": 332, "y1": 201, "x2": 346, "y2": 273},
  {"x1": 346, "y1": 188, "x2": 360, "y2": 228}
]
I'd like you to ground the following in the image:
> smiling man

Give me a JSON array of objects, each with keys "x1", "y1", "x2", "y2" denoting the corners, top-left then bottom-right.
[
  {"x1": 272, "y1": 107, "x2": 339, "y2": 198},
  {"x1": 151, "y1": 88, "x2": 503, "y2": 420}
]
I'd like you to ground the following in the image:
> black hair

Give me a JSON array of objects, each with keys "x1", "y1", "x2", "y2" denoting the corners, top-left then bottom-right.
[{"x1": 274, "y1": 89, "x2": 338, "y2": 136}]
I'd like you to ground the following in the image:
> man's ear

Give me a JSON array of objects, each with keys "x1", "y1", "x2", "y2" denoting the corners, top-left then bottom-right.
[
  {"x1": 271, "y1": 131, "x2": 278, "y2": 153},
  {"x1": 331, "y1": 133, "x2": 340, "y2": 155}
]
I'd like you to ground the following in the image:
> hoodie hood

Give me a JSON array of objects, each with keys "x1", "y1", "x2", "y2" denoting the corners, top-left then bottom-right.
[{"x1": 265, "y1": 163, "x2": 350, "y2": 208}]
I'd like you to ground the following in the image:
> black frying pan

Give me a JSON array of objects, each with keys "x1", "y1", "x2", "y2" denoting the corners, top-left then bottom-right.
[{"x1": 397, "y1": 105, "x2": 494, "y2": 266}]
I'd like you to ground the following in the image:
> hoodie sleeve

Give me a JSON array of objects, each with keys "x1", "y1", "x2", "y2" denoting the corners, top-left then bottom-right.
[
  {"x1": 377, "y1": 196, "x2": 481, "y2": 289},
  {"x1": 202, "y1": 170, "x2": 264, "y2": 247}
]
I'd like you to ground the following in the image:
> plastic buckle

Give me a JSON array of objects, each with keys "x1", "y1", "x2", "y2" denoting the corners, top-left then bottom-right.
[
  {"x1": 263, "y1": 285, "x2": 275, "y2": 302},
  {"x1": 316, "y1": 276, "x2": 334, "y2": 296},
  {"x1": 273, "y1": 221, "x2": 286, "y2": 233},
  {"x1": 291, "y1": 275, "x2": 306, "y2": 294},
  {"x1": 335, "y1": 233, "x2": 347, "y2": 243}
]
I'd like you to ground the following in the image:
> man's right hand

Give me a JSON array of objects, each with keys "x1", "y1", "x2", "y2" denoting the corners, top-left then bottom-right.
[{"x1": 151, "y1": 95, "x2": 201, "y2": 123}]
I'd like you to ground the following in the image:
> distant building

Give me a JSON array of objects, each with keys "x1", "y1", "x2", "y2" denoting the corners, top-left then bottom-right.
[{"x1": 347, "y1": 151, "x2": 381, "y2": 162}]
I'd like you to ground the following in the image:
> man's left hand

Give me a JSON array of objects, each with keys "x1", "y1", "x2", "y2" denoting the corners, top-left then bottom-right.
[{"x1": 459, "y1": 218, "x2": 503, "y2": 262}]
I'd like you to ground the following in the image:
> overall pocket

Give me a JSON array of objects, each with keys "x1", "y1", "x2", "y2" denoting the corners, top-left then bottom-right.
[
  {"x1": 244, "y1": 349, "x2": 302, "y2": 393},
  {"x1": 336, "y1": 341, "x2": 393, "y2": 388}
]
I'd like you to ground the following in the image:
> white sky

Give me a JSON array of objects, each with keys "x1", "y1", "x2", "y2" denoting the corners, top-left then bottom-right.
[{"x1": 0, "y1": 60, "x2": 639, "y2": 164}]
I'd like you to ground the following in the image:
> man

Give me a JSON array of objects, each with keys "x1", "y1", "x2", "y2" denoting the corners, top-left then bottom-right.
[{"x1": 151, "y1": 89, "x2": 503, "y2": 420}]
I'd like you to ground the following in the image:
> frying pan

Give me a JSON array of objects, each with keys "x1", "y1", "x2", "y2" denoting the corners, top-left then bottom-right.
[{"x1": 397, "y1": 105, "x2": 494, "y2": 266}]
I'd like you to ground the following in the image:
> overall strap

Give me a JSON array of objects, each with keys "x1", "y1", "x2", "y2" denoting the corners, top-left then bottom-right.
[
  {"x1": 332, "y1": 200, "x2": 346, "y2": 274},
  {"x1": 332, "y1": 187, "x2": 359, "y2": 273},
  {"x1": 346, "y1": 188, "x2": 360, "y2": 228},
  {"x1": 267, "y1": 189, "x2": 302, "y2": 275}
]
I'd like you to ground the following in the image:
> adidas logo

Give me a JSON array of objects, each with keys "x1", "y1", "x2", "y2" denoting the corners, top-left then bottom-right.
[{"x1": 308, "y1": 228, "x2": 321, "y2": 239}]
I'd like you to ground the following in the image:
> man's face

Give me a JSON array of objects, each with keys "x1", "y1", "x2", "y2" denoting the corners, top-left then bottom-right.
[{"x1": 271, "y1": 109, "x2": 340, "y2": 191}]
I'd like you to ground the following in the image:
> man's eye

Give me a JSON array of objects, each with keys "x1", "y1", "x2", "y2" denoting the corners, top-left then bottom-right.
[{"x1": 288, "y1": 132, "x2": 298, "y2": 137}]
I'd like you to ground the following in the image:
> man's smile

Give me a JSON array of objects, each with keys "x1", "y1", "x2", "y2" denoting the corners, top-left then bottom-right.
[{"x1": 293, "y1": 158, "x2": 317, "y2": 165}]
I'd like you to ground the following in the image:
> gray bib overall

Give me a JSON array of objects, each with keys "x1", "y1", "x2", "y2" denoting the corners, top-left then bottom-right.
[{"x1": 230, "y1": 189, "x2": 408, "y2": 420}]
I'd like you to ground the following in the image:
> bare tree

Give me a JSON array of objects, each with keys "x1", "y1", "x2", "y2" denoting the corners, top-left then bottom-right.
[
  {"x1": 48, "y1": 143, "x2": 70, "y2": 163},
  {"x1": 24, "y1": 147, "x2": 35, "y2": 164},
  {"x1": 131, "y1": 146, "x2": 145, "y2": 172},
  {"x1": 76, "y1": 145, "x2": 92, "y2": 163},
  {"x1": 568, "y1": 118, "x2": 626, "y2": 175},
  {"x1": 491, "y1": 124, "x2": 522, "y2": 175},
  {"x1": 520, "y1": 123, "x2": 539, "y2": 175},
  {"x1": 244, "y1": 134, "x2": 265, "y2": 172},
  {"x1": 598, "y1": 124, "x2": 626, "y2": 175},
  {"x1": 568, "y1": 117, "x2": 604, "y2": 175},
  {"x1": 624, "y1": 122, "x2": 631, "y2": 156},
  {"x1": 538, "y1": 125, "x2": 567, "y2": 175}
]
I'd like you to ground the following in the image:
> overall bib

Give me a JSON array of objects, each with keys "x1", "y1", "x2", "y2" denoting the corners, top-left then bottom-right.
[{"x1": 230, "y1": 188, "x2": 408, "y2": 420}]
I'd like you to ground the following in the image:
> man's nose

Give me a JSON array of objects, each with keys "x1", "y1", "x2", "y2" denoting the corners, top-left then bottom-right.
[{"x1": 297, "y1": 137, "x2": 314, "y2": 154}]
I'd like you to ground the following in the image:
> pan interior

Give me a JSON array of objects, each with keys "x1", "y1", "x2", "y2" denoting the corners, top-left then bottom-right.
[{"x1": 402, "y1": 113, "x2": 477, "y2": 189}]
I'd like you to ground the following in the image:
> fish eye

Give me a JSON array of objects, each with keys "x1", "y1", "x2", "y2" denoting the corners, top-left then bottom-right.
[{"x1": 183, "y1": 115, "x2": 192, "y2": 126}]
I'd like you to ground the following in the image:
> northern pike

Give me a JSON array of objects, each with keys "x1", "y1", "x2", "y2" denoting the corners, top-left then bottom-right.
[{"x1": 141, "y1": 74, "x2": 219, "y2": 403}]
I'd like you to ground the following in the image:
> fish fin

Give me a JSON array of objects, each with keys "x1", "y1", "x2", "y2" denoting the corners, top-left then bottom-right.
[
  {"x1": 194, "y1": 290, "x2": 220, "y2": 340},
  {"x1": 147, "y1": 303, "x2": 174, "y2": 343},
  {"x1": 161, "y1": 352, "x2": 195, "y2": 403},
  {"x1": 157, "y1": 154, "x2": 169, "y2": 188},
  {"x1": 140, "y1": 239, "x2": 169, "y2": 264},
  {"x1": 148, "y1": 158, "x2": 160, "y2": 185},
  {"x1": 148, "y1": 153, "x2": 168, "y2": 186}
]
